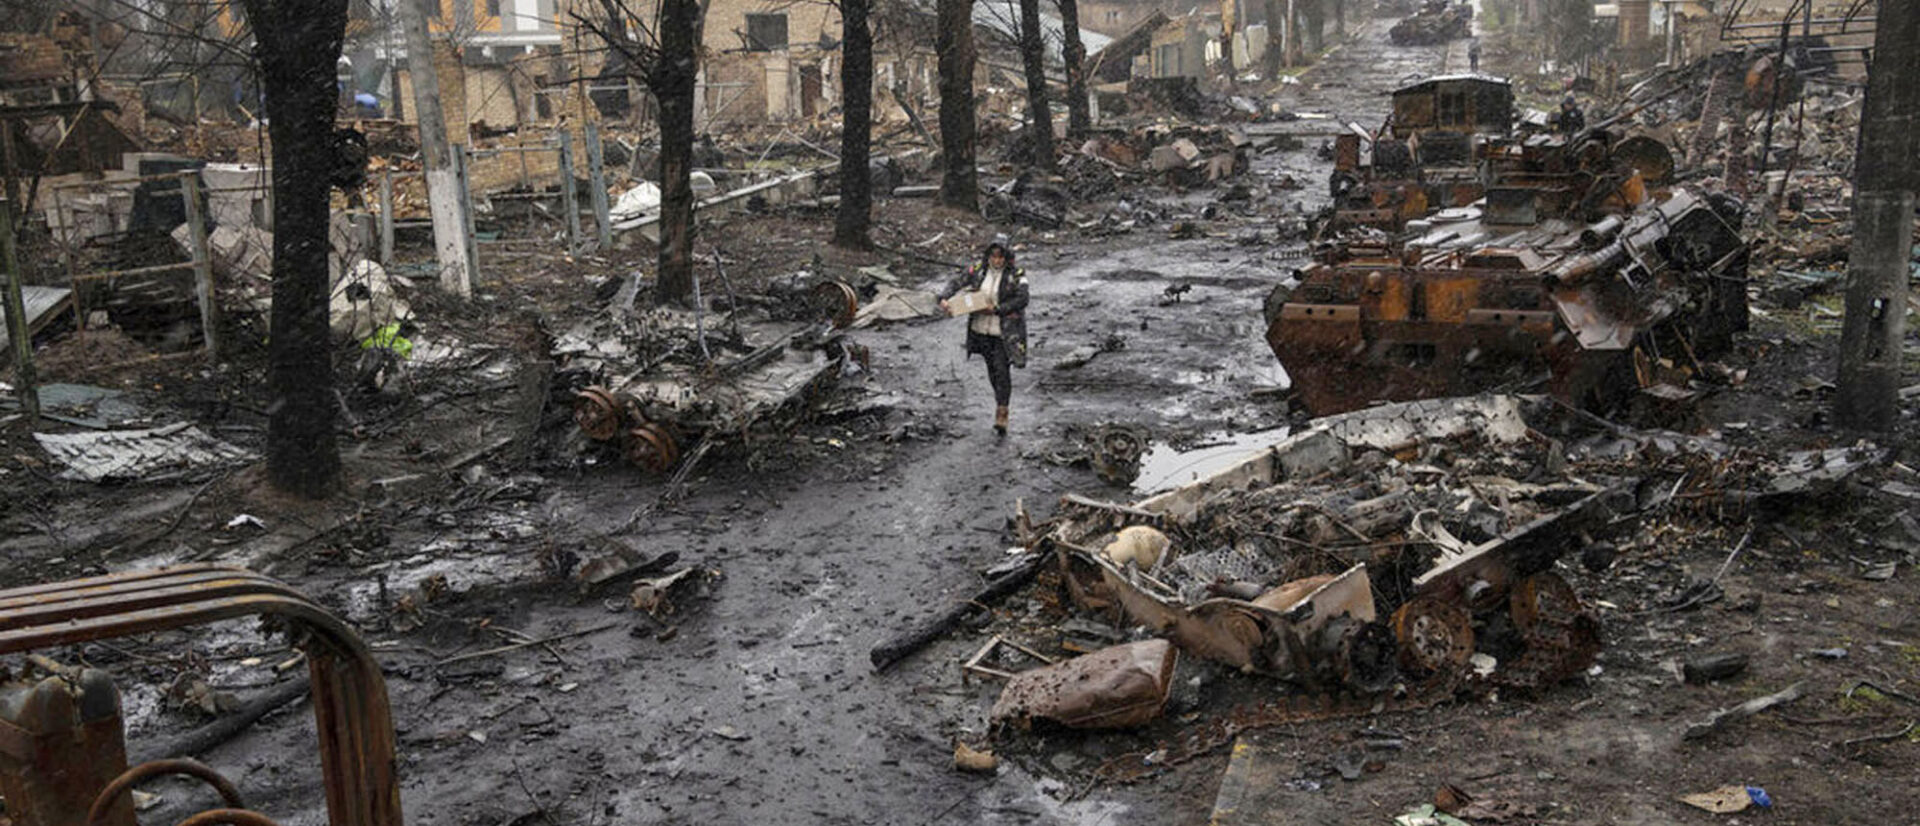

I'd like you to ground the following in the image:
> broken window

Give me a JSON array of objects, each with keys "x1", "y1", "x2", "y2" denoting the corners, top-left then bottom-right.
[
  {"x1": 746, "y1": 13, "x2": 789, "y2": 51},
  {"x1": 1157, "y1": 43, "x2": 1182, "y2": 77},
  {"x1": 1437, "y1": 89, "x2": 1468, "y2": 127}
]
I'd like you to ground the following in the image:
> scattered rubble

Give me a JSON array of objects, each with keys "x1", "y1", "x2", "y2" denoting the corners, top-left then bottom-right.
[{"x1": 2, "y1": 6, "x2": 1914, "y2": 826}]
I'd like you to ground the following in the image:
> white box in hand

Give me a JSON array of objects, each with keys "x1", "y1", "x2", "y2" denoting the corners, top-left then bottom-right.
[{"x1": 946, "y1": 289, "x2": 996, "y2": 316}]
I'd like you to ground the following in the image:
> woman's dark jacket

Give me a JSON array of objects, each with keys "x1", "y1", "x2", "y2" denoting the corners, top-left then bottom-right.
[{"x1": 947, "y1": 263, "x2": 1030, "y2": 363}]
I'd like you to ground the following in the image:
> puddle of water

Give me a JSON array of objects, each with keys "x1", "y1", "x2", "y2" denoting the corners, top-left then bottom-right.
[{"x1": 1132, "y1": 428, "x2": 1292, "y2": 495}]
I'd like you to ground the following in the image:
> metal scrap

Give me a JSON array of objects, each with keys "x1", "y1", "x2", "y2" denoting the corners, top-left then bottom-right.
[{"x1": 34, "y1": 424, "x2": 255, "y2": 483}]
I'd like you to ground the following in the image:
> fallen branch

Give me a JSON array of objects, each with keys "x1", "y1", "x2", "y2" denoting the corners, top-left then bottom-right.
[
  {"x1": 1838, "y1": 720, "x2": 1916, "y2": 750},
  {"x1": 1847, "y1": 680, "x2": 1920, "y2": 707},
  {"x1": 123, "y1": 471, "x2": 230, "y2": 556},
  {"x1": 869, "y1": 550, "x2": 1048, "y2": 672},
  {"x1": 1710, "y1": 525, "x2": 1757, "y2": 584},
  {"x1": 133, "y1": 676, "x2": 312, "y2": 763},
  {"x1": 1683, "y1": 682, "x2": 1803, "y2": 741},
  {"x1": 435, "y1": 623, "x2": 618, "y2": 667},
  {"x1": 442, "y1": 434, "x2": 519, "y2": 473}
]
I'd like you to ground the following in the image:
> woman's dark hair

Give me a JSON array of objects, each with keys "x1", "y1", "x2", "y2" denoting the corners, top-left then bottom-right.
[{"x1": 980, "y1": 243, "x2": 1015, "y2": 269}]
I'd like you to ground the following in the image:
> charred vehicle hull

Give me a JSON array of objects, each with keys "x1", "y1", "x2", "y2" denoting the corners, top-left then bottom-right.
[
  {"x1": 1389, "y1": 1, "x2": 1472, "y2": 45},
  {"x1": 1329, "y1": 76, "x2": 1514, "y2": 232},
  {"x1": 1046, "y1": 396, "x2": 1614, "y2": 697},
  {"x1": 1268, "y1": 190, "x2": 1748, "y2": 416}
]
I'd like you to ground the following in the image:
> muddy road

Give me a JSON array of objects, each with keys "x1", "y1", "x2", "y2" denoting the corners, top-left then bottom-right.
[
  {"x1": 0, "y1": 20, "x2": 1446, "y2": 824},
  {"x1": 7, "y1": 10, "x2": 1917, "y2": 826}
]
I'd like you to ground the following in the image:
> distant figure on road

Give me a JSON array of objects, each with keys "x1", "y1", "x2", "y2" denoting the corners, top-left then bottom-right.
[
  {"x1": 939, "y1": 236, "x2": 1031, "y2": 435},
  {"x1": 1558, "y1": 95, "x2": 1586, "y2": 135},
  {"x1": 1468, "y1": 39, "x2": 1481, "y2": 72}
]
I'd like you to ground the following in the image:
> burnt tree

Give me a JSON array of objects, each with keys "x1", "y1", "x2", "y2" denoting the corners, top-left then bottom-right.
[
  {"x1": 1059, "y1": 0, "x2": 1089, "y2": 138},
  {"x1": 935, "y1": 0, "x2": 979, "y2": 209},
  {"x1": 655, "y1": 0, "x2": 700, "y2": 304},
  {"x1": 1303, "y1": 0, "x2": 1324, "y2": 55},
  {"x1": 834, "y1": 0, "x2": 875, "y2": 249},
  {"x1": 578, "y1": 0, "x2": 702, "y2": 306},
  {"x1": 239, "y1": 0, "x2": 348, "y2": 497},
  {"x1": 1017, "y1": 0, "x2": 1053, "y2": 170},
  {"x1": 1264, "y1": 0, "x2": 1285, "y2": 76}
]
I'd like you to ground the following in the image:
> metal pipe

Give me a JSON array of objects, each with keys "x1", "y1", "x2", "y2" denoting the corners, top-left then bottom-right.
[
  {"x1": 1546, "y1": 239, "x2": 1629, "y2": 286},
  {"x1": 174, "y1": 810, "x2": 284, "y2": 826},
  {"x1": 88, "y1": 759, "x2": 247, "y2": 826},
  {"x1": 1724, "y1": 16, "x2": 1872, "y2": 29},
  {"x1": 1579, "y1": 215, "x2": 1626, "y2": 249}
]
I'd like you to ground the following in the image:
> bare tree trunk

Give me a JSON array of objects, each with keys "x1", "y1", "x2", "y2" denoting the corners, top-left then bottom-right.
[
  {"x1": 241, "y1": 0, "x2": 347, "y2": 498},
  {"x1": 1288, "y1": 0, "x2": 1303, "y2": 66},
  {"x1": 1060, "y1": 0, "x2": 1090, "y2": 138},
  {"x1": 1304, "y1": 0, "x2": 1325, "y2": 56},
  {"x1": 1264, "y1": 0, "x2": 1285, "y2": 77},
  {"x1": 1017, "y1": 0, "x2": 1054, "y2": 170},
  {"x1": 835, "y1": 0, "x2": 875, "y2": 249},
  {"x1": 1836, "y1": 0, "x2": 1919, "y2": 430},
  {"x1": 655, "y1": 0, "x2": 699, "y2": 305},
  {"x1": 936, "y1": 0, "x2": 979, "y2": 209}
]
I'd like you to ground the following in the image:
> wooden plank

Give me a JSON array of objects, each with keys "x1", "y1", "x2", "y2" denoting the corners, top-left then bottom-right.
[{"x1": 0, "y1": 286, "x2": 72, "y2": 359}]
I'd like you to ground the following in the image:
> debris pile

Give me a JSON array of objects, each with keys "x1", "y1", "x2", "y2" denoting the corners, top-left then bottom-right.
[
  {"x1": 977, "y1": 393, "x2": 1888, "y2": 786},
  {"x1": 556, "y1": 276, "x2": 866, "y2": 474}
]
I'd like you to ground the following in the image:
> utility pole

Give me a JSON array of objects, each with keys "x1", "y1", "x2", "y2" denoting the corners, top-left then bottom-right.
[
  {"x1": 1835, "y1": 0, "x2": 1918, "y2": 430},
  {"x1": 397, "y1": 0, "x2": 475, "y2": 296}
]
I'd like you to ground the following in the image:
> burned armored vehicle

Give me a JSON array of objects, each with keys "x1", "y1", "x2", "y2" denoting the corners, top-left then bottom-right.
[
  {"x1": 562, "y1": 279, "x2": 865, "y2": 473},
  {"x1": 1388, "y1": 0, "x2": 1473, "y2": 45},
  {"x1": 1267, "y1": 188, "x2": 1749, "y2": 416},
  {"x1": 1329, "y1": 75, "x2": 1514, "y2": 231}
]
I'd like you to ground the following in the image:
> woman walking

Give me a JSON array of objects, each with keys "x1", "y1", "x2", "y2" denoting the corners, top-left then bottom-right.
[{"x1": 940, "y1": 237, "x2": 1030, "y2": 435}]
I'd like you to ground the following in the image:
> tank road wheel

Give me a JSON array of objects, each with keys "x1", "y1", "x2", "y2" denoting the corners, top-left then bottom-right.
[
  {"x1": 620, "y1": 422, "x2": 681, "y2": 474},
  {"x1": 1505, "y1": 571, "x2": 1603, "y2": 682},
  {"x1": 811, "y1": 280, "x2": 859, "y2": 329},
  {"x1": 573, "y1": 386, "x2": 626, "y2": 442},
  {"x1": 1509, "y1": 572, "x2": 1584, "y2": 632},
  {"x1": 1391, "y1": 595, "x2": 1475, "y2": 677}
]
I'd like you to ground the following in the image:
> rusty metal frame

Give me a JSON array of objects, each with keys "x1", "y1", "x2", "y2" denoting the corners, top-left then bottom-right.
[{"x1": 0, "y1": 565, "x2": 402, "y2": 826}]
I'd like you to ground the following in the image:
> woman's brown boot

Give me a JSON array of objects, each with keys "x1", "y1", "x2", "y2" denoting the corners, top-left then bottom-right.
[{"x1": 994, "y1": 405, "x2": 1009, "y2": 435}]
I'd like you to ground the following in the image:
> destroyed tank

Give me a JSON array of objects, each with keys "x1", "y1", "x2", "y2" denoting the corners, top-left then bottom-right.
[
  {"x1": 1329, "y1": 80, "x2": 1681, "y2": 236},
  {"x1": 1268, "y1": 187, "x2": 1748, "y2": 416},
  {"x1": 1328, "y1": 75, "x2": 1515, "y2": 231},
  {"x1": 1388, "y1": 0, "x2": 1472, "y2": 45}
]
